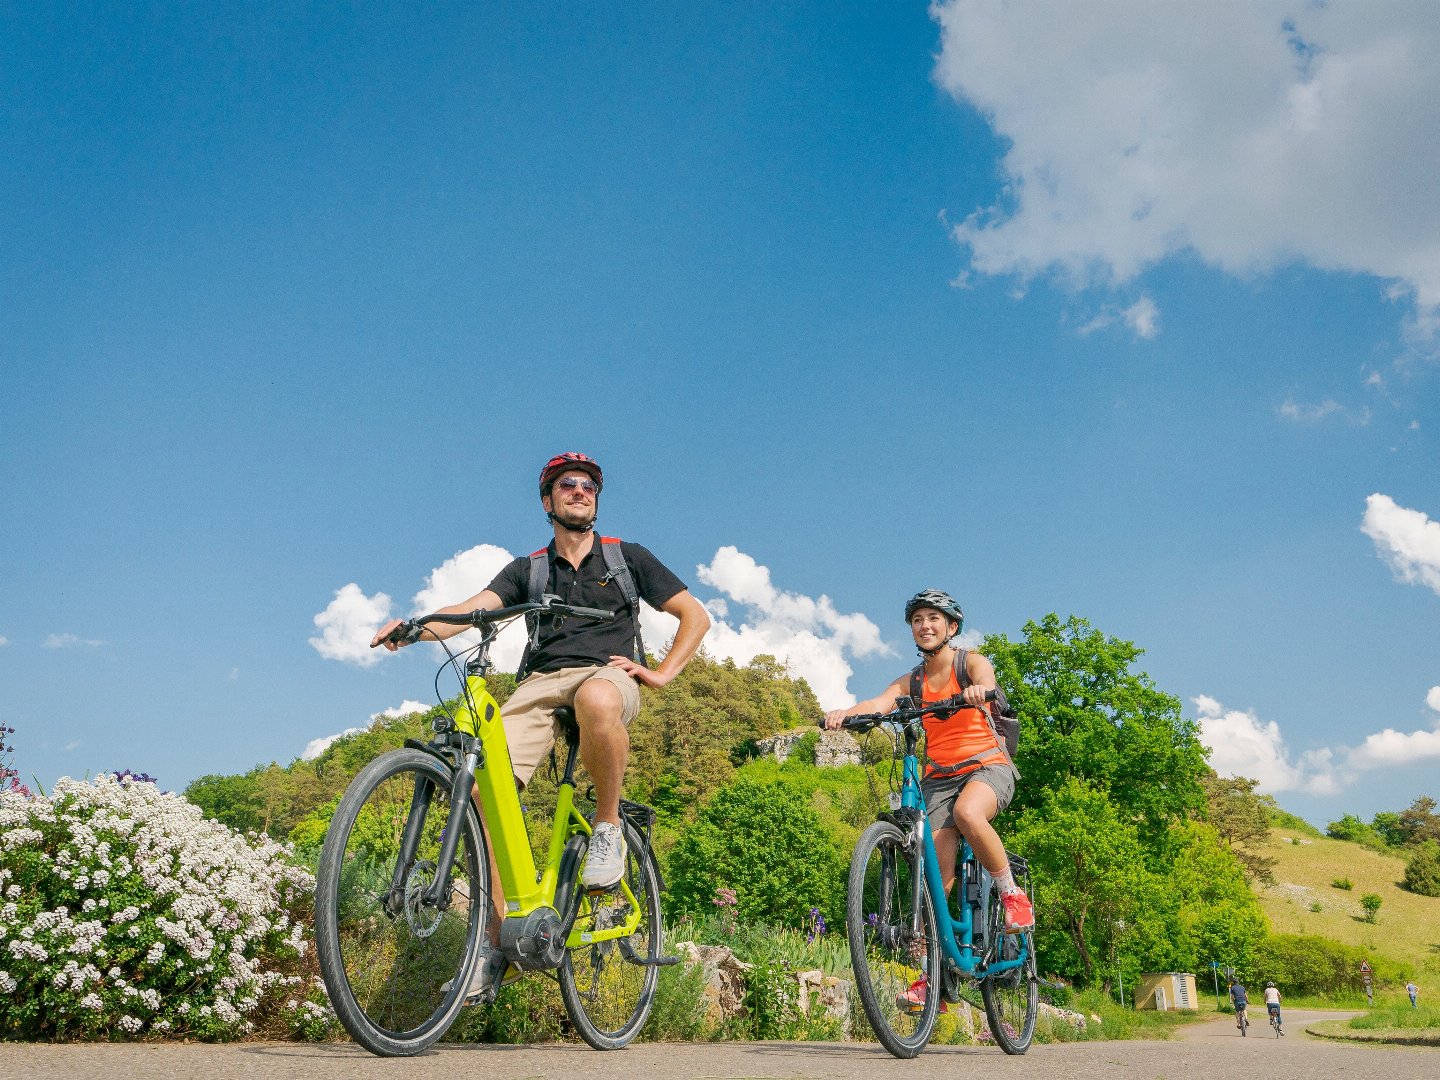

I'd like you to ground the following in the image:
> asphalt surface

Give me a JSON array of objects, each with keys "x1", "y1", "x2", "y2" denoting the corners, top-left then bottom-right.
[{"x1": 2, "y1": 1011, "x2": 1433, "y2": 1079}]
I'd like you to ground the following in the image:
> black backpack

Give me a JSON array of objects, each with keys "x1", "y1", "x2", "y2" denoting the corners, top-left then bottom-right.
[
  {"x1": 908, "y1": 648, "x2": 1019, "y2": 759},
  {"x1": 519, "y1": 537, "x2": 647, "y2": 676}
]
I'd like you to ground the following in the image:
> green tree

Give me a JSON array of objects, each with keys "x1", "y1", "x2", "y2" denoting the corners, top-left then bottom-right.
[
  {"x1": 1010, "y1": 777, "x2": 1150, "y2": 985},
  {"x1": 666, "y1": 776, "x2": 845, "y2": 930},
  {"x1": 1397, "y1": 795, "x2": 1440, "y2": 846},
  {"x1": 1370, "y1": 810, "x2": 1408, "y2": 848},
  {"x1": 1202, "y1": 774, "x2": 1277, "y2": 885},
  {"x1": 1402, "y1": 841, "x2": 1440, "y2": 897},
  {"x1": 984, "y1": 614, "x2": 1208, "y2": 853},
  {"x1": 184, "y1": 771, "x2": 266, "y2": 833},
  {"x1": 1325, "y1": 813, "x2": 1384, "y2": 848}
]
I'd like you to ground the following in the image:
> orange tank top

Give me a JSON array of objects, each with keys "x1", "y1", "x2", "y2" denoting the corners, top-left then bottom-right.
[{"x1": 918, "y1": 662, "x2": 1006, "y2": 779}]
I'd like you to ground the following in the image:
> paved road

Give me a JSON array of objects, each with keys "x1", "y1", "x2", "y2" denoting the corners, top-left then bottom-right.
[{"x1": 2, "y1": 1012, "x2": 1432, "y2": 1080}]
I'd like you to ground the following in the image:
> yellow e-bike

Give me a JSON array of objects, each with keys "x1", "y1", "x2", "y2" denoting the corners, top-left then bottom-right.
[{"x1": 314, "y1": 600, "x2": 669, "y2": 1056}]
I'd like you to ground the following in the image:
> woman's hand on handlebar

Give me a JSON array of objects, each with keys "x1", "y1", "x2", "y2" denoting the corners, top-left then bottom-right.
[
  {"x1": 822, "y1": 709, "x2": 850, "y2": 730},
  {"x1": 959, "y1": 684, "x2": 998, "y2": 707}
]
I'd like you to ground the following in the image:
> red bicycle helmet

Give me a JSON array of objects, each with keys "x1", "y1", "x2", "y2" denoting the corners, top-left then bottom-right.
[{"x1": 539, "y1": 452, "x2": 603, "y2": 496}]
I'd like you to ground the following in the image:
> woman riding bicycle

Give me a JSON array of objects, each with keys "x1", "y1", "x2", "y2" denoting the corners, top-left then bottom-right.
[
  {"x1": 1264, "y1": 981, "x2": 1283, "y2": 1034},
  {"x1": 825, "y1": 590, "x2": 1034, "y2": 1005}
]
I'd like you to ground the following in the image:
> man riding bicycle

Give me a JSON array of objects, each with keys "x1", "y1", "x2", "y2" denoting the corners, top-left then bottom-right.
[
  {"x1": 1264, "y1": 981, "x2": 1283, "y2": 1033},
  {"x1": 1229, "y1": 978, "x2": 1249, "y2": 1032},
  {"x1": 823, "y1": 589, "x2": 1034, "y2": 1008},
  {"x1": 372, "y1": 451, "x2": 709, "y2": 1000}
]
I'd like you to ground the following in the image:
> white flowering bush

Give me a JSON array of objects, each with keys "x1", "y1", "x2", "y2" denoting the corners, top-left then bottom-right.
[{"x1": 0, "y1": 774, "x2": 317, "y2": 1040}]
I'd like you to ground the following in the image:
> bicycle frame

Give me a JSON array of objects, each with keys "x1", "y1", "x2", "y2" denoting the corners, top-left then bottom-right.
[
  {"x1": 890, "y1": 725, "x2": 1029, "y2": 981},
  {"x1": 412, "y1": 664, "x2": 645, "y2": 951}
]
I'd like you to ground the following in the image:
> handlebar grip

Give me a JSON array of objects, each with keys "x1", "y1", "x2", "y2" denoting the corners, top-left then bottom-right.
[{"x1": 563, "y1": 604, "x2": 617, "y2": 622}]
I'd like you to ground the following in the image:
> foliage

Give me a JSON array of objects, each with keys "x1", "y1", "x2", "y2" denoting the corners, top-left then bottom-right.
[
  {"x1": 1265, "y1": 801, "x2": 1322, "y2": 837},
  {"x1": 1331, "y1": 877, "x2": 1354, "y2": 891},
  {"x1": 666, "y1": 777, "x2": 845, "y2": 931},
  {"x1": 983, "y1": 614, "x2": 1208, "y2": 854},
  {"x1": 1010, "y1": 778, "x2": 1150, "y2": 985},
  {"x1": 0, "y1": 775, "x2": 314, "y2": 1040},
  {"x1": 446, "y1": 968, "x2": 567, "y2": 1043},
  {"x1": 1402, "y1": 841, "x2": 1440, "y2": 897},
  {"x1": 1248, "y1": 933, "x2": 1411, "y2": 995},
  {"x1": 1347, "y1": 1000, "x2": 1440, "y2": 1031},
  {"x1": 1397, "y1": 796, "x2": 1440, "y2": 846},
  {"x1": 1202, "y1": 774, "x2": 1277, "y2": 884},
  {"x1": 1360, "y1": 893, "x2": 1383, "y2": 923},
  {"x1": 1326, "y1": 813, "x2": 1389, "y2": 851}
]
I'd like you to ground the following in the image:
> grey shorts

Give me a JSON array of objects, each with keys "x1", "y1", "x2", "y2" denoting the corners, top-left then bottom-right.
[{"x1": 922, "y1": 765, "x2": 1016, "y2": 836}]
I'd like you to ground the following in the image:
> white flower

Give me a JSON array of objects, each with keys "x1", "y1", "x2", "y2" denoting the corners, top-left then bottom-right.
[{"x1": 79, "y1": 993, "x2": 103, "y2": 1010}]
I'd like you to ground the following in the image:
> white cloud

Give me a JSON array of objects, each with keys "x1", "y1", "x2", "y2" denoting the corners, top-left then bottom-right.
[
  {"x1": 309, "y1": 584, "x2": 393, "y2": 667},
  {"x1": 0, "y1": 636, "x2": 9, "y2": 646},
  {"x1": 1362, "y1": 493, "x2": 1440, "y2": 595},
  {"x1": 42, "y1": 633, "x2": 104, "y2": 649},
  {"x1": 409, "y1": 544, "x2": 528, "y2": 670},
  {"x1": 1278, "y1": 398, "x2": 1341, "y2": 422},
  {"x1": 932, "y1": 2, "x2": 1440, "y2": 333},
  {"x1": 301, "y1": 727, "x2": 366, "y2": 762},
  {"x1": 1428, "y1": 686, "x2": 1440, "y2": 713},
  {"x1": 688, "y1": 546, "x2": 893, "y2": 709},
  {"x1": 1194, "y1": 694, "x2": 1339, "y2": 795},
  {"x1": 1123, "y1": 296, "x2": 1160, "y2": 339},
  {"x1": 374, "y1": 700, "x2": 430, "y2": 721},
  {"x1": 1347, "y1": 725, "x2": 1440, "y2": 769}
]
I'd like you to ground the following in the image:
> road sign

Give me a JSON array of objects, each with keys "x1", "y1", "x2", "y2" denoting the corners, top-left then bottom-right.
[{"x1": 1360, "y1": 960, "x2": 1372, "y2": 974}]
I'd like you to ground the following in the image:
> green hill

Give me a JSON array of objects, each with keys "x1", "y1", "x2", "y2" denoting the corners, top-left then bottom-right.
[{"x1": 1258, "y1": 825, "x2": 1440, "y2": 981}]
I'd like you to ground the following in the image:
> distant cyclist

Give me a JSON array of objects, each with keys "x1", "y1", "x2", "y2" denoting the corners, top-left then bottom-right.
[
  {"x1": 1264, "y1": 981, "x2": 1283, "y2": 1034},
  {"x1": 825, "y1": 589, "x2": 1032, "y2": 1008},
  {"x1": 1229, "y1": 978, "x2": 1249, "y2": 1033},
  {"x1": 372, "y1": 452, "x2": 710, "y2": 1000}
]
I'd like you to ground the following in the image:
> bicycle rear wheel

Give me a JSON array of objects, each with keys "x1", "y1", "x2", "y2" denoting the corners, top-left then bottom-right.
[
  {"x1": 315, "y1": 748, "x2": 488, "y2": 1056},
  {"x1": 557, "y1": 820, "x2": 662, "y2": 1050},
  {"x1": 979, "y1": 879, "x2": 1037, "y2": 1054},
  {"x1": 845, "y1": 820, "x2": 941, "y2": 1059}
]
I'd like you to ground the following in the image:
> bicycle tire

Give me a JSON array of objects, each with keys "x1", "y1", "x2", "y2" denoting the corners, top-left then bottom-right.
[
  {"x1": 557, "y1": 820, "x2": 662, "y2": 1049},
  {"x1": 315, "y1": 748, "x2": 488, "y2": 1056},
  {"x1": 979, "y1": 878, "x2": 1038, "y2": 1054},
  {"x1": 1238, "y1": 1009, "x2": 1248, "y2": 1036},
  {"x1": 845, "y1": 820, "x2": 941, "y2": 1059}
]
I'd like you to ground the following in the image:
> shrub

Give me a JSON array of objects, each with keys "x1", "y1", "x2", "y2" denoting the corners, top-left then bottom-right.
[
  {"x1": 1403, "y1": 841, "x2": 1440, "y2": 897},
  {"x1": 1360, "y1": 893, "x2": 1382, "y2": 923},
  {"x1": 1248, "y1": 933, "x2": 1411, "y2": 995},
  {"x1": 1331, "y1": 877, "x2": 1353, "y2": 891},
  {"x1": 666, "y1": 778, "x2": 845, "y2": 930},
  {"x1": 0, "y1": 775, "x2": 313, "y2": 1040}
]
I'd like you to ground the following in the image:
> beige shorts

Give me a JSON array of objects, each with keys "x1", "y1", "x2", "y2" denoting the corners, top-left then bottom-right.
[{"x1": 503, "y1": 665, "x2": 641, "y2": 785}]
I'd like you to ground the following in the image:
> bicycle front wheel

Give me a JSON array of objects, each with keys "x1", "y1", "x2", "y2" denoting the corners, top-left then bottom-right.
[
  {"x1": 846, "y1": 820, "x2": 941, "y2": 1059},
  {"x1": 557, "y1": 821, "x2": 663, "y2": 1050},
  {"x1": 315, "y1": 748, "x2": 488, "y2": 1056},
  {"x1": 979, "y1": 872, "x2": 1037, "y2": 1055}
]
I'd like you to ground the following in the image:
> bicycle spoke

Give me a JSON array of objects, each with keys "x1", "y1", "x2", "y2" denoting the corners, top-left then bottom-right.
[
  {"x1": 846, "y1": 821, "x2": 940, "y2": 1059},
  {"x1": 316, "y1": 750, "x2": 487, "y2": 1056},
  {"x1": 558, "y1": 823, "x2": 662, "y2": 1049}
]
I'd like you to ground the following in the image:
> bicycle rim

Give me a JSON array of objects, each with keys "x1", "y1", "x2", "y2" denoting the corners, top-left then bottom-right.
[
  {"x1": 315, "y1": 749, "x2": 487, "y2": 1056},
  {"x1": 845, "y1": 821, "x2": 940, "y2": 1059},
  {"x1": 558, "y1": 821, "x2": 662, "y2": 1049},
  {"x1": 979, "y1": 884, "x2": 1037, "y2": 1054}
]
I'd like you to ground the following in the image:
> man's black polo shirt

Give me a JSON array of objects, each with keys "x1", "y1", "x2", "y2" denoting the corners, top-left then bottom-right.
[{"x1": 485, "y1": 536, "x2": 686, "y2": 677}]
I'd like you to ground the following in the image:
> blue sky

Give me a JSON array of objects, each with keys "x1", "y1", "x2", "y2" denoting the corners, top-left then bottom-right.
[{"x1": 3, "y1": 2, "x2": 1436, "y2": 828}]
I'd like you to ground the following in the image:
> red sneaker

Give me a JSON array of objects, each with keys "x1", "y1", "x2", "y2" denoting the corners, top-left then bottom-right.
[
  {"x1": 894, "y1": 977, "x2": 947, "y2": 1015},
  {"x1": 1000, "y1": 890, "x2": 1035, "y2": 933}
]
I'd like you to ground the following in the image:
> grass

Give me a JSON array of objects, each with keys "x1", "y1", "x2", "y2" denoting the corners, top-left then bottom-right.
[
  {"x1": 1306, "y1": 997, "x2": 1440, "y2": 1045},
  {"x1": 1258, "y1": 827, "x2": 1440, "y2": 981}
]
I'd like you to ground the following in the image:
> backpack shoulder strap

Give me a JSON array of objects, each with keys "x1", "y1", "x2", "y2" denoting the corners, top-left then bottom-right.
[
  {"x1": 953, "y1": 647, "x2": 970, "y2": 689},
  {"x1": 519, "y1": 548, "x2": 551, "y2": 678},
  {"x1": 909, "y1": 662, "x2": 924, "y2": 704},
  {"x1": 599, "y1": 537, "x2": 647, "y2": 666}
]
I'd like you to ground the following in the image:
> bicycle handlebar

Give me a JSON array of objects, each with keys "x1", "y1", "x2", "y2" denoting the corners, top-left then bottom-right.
[
  {"x1": 380, "y1": 599, "x2": 617, "y2": 646},
  {"x1": 830, "y1": 689, "x2": 999, "y2": 732}
]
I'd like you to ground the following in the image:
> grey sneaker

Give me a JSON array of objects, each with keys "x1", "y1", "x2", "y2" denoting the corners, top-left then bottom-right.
[
  {"x1": 583, "y1": 821, "x2": 628, "y2": 890},
  {"x1": 443, "y1": 944, "x2": 506, "y2": 1005}
]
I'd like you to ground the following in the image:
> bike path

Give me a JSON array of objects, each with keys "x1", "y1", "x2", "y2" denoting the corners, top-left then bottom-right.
[
  {"x1": 3, "y1": 1025, "x2": 1434, "y2": 1080},
  {"x1": 1178, "y1": 1006, "x2": 1359, "y2": 1040}
]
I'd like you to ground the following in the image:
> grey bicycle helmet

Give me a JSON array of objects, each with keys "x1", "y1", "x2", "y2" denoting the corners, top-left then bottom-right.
[{"x1": 904, "y1": 589, "x2": 964, "y2": 634}]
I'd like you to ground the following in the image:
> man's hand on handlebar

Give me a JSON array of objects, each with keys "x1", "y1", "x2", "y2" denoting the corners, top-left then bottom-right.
[{"x1": 370, "y1": 619, "x2": 416, "y2": 652}]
